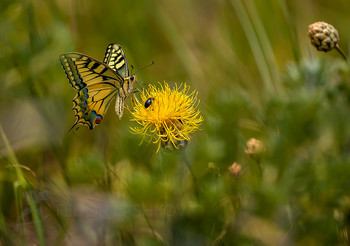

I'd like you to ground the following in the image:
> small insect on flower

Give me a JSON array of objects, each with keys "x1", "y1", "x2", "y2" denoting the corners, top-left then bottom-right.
[
  {"x1": 130, "y1": 82, "x2": 203, "y2": 151},
  {"x1": 144, "y1": 98, "x2": 153, "y2": 108}
]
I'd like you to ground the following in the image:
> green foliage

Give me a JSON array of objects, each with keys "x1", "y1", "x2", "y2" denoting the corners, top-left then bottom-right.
[{"x1": 0, "y1": 0, "x2": 350, "y2": 245}]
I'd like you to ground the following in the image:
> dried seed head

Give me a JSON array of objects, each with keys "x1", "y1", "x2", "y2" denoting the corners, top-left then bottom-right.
[{"x1": 308, "y1": 21, "x2": 339, "y2": 52}]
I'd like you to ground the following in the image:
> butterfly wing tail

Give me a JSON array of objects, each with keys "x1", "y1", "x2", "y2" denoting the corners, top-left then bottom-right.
[{"x1": 68, "y1": 122, "x2": 80, "y2": 133}]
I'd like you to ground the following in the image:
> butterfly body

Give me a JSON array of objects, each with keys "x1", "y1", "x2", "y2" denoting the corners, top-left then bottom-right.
[{"x1": 60, "y1": 44, "x2": 135, "y2": 130}]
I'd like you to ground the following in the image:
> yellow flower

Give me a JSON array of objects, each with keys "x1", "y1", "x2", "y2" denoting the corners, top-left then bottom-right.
[{"x1": 130, "y1": 82, "x2": 203, "y2": 151}]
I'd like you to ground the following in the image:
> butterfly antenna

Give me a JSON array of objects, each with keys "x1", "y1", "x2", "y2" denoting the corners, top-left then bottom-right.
[
  {"x1": 134, "y1": 61, "x2": 154, "y2": 74},
  {"x1": 132, "y1": 61, "x2": 154, "y2": 93}
]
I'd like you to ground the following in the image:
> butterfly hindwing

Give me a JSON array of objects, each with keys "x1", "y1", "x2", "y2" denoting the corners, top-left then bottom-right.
[
  {"x1": 60, "y1": 53, "x2": 124, "y2": 129},
  {"x1": 71, "y1": 81, "x2": 121, "y2": 129},
  {"x1": 103, "y1": 44, "x2": 129, "y2": 78}
]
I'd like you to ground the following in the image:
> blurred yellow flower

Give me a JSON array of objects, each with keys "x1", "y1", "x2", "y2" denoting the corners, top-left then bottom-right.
[{"x1": 130, "y1": 82, "x2": 203, "y2": 151}]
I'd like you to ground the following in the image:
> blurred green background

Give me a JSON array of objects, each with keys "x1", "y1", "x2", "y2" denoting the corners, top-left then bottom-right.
[{"x1": 1, "y1": 0, "x2": 350, "y2": 245}]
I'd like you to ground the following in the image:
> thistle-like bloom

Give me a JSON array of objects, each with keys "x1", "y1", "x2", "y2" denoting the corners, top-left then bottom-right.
[
  {"x1": 245, "y1": 138, "x2": 265, "y2": 155},
  {"x1": 308, "y1": 21, "x2": 347, "y2": 60},
  {"x1": 130, "y1": 82, "x2": 203, "y2": 151},
  {"x1": 308, "y1": 21, "x2": 339, "y2": 52},
  {"x1": 228, "y1": 162, "x2": 242, "y2": 177}
]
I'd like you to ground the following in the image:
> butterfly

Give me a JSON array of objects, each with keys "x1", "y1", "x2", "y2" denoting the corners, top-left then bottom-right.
[{"x1": 59, "y1": 44, "x2": 136, "y2": 130}]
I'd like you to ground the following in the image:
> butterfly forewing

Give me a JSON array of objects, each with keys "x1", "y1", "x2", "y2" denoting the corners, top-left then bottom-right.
[
  {"x1": 103, "y1": 44, "x2": 129, "y2": 78},
  {"x1": 103, "y1": 43, "x2": 137, "y2": 119},
  {"x1": 60, "y1": 53, "x2": 125, "y2": 129},
  {"x1": 60, "y1": 53, "x2": 124, "y2": 90}
]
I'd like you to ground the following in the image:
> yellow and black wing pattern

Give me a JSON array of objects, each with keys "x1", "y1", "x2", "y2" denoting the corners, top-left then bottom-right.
[
  {"x1": 59, "y1": 53, "x2": 124, "y2": 130},
  {"x1": 103, "y1": 43, "x2": 129, "y2": 78}
]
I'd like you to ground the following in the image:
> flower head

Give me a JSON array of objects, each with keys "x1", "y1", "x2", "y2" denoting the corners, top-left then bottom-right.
[
  {"x1": 308, "y1": 21, "x2": 339, "y2": 52},
  {"x1": 308, "y1": 21, "x2": 347, "y2": 60},
  {"x1": 245, "y1": 138, "x2": 265, "y2": 155},
  {"x1": 228, "y1": 162, "x2": 242, "y2": 177},
  {"x1": 130, "y1": 82, "x2": 203, "y2": 151}
]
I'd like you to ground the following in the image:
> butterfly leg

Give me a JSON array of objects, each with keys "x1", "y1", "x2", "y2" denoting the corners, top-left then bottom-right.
[
  {"x1": 124, "y1": 100, "x2": 135, "y2": 113},
  {"x1": 135, "y1": 80, "x2": 146, "y2": 91},
  {"x1": 133, "y1": 88, "x2": 143, "y2": 94},
  {"x1": 132, "y1": 92, "x2": 140, "y2": 103}
]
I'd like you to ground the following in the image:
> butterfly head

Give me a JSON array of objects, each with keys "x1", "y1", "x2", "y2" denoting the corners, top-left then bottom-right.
[{"x1": 126, "y1": 74, "x2": 137, "y2": 94}]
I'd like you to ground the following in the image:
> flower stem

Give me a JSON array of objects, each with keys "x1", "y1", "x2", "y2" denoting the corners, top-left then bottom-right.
[
  {"x1": 335, "y1": 44, "x2": 347, "y2": 61},
  {"x1": 256, "y1": 157, "x2": 262, "y2": 178},
  {"x1": 181, "y1": 150, "x2": 199, "y2": 199}
]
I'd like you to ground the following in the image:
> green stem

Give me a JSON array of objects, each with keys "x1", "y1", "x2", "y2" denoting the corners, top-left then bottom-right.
[
  {"x1": 0, "y1": 125, "x2": 45, "y2": 245},
  {"x1": 181, "y1": 150, "x2": 199, "y2": 199},
  {"x1": 231, "y1": 0, "x2": 276, "y2": 97},
  {"x1": 335, "y1": 45, "x2": 347, "y2": 61},
  {"x1": 256, "y1": 157, "x2": 262, "y2": 178}
]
